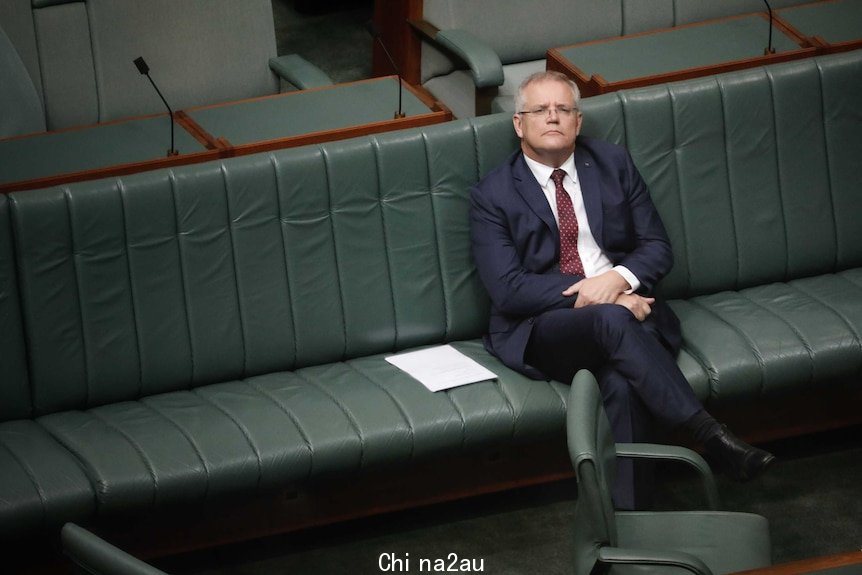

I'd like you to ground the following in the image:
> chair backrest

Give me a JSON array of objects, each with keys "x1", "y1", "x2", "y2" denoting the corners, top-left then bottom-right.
[
  {"x1": 673, "y1": 0, "x2": 819, "y2": 24},
  {"x1": 62, "y1": 523, "x2": 169, "y2": 575},
  {"x1": 566, "y1": 370, "x2": 619, "y2": 575},
  {"x1": 2, "y1": 0, "x2": 279, "y2": 130},
  {"x1": 577, "y1": 50, "x2": 862, "y2": 299},
  {"x1": 0, "y1": 22, "x2": 45, "y2": 137},
  {"x1": 0, "y1": 194, "x2": 32, "y2": 422},
  {"x1": 0, "y1": 0, "x2": 43, "y2": 96},
  {"x1": 84, "y1": 0, "x2": 279, "y2": 123}
]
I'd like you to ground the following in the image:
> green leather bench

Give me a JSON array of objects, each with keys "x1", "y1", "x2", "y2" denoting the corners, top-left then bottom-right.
[{"x1": 1, "y1": 50, "x2": 860, "y2": 560}]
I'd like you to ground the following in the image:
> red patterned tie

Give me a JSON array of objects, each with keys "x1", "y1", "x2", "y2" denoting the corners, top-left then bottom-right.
[{"x1": 551, "y1": 169, "x2": 585, "y2": 276}]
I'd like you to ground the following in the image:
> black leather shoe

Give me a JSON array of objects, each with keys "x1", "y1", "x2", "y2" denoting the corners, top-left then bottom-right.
[{"x1": 705, "y1": 425, "x2": 775, "y2": 481}]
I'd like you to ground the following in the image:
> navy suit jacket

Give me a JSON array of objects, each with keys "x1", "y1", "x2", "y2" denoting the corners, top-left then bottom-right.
[{"x1": 470, "y1": 137, "x2": 679, "y2": 379}]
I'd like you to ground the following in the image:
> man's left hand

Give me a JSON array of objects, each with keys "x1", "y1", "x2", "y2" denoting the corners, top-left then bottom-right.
[{"x1": 562, "y1": 270, "x2": 631, "y2": 307}]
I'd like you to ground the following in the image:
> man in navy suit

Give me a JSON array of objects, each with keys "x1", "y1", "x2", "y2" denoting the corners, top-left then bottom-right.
[{"x1": 470, "y1": 71, "x2": 774, "y2": 509}]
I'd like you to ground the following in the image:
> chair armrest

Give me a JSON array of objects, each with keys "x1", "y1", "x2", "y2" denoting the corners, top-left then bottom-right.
[
  {"x1": 268, "y1": 54, "x2": 334, "y2": 90},
  {"x1": 598, "y1": 546, "x2": 714, "y2": 575},
  {"x1": 62, "y1": 523, "x2": 169, "y2": 575},
  {"x1": 616, "y1": 442, "x2": 720, "y2": 510},
  {"x1": 409, "y1": 19, "x2": 503, "y2": 88}
]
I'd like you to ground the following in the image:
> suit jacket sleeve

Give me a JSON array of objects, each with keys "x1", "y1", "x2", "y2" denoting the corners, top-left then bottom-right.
[
  {"x1": 598, "y1": 144, "x2": 673, "y2": 294},
  {"x1": 470, "y1": 176, "x2": 578, "y2": 318}
]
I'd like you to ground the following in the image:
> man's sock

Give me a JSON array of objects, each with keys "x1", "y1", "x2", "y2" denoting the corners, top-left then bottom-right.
[{"x1": 685, "y1": 409, "x2": 722, "y2": 445}]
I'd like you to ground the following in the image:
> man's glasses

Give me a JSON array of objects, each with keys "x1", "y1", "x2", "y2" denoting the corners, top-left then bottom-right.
[{"x1": 517, "y1": 106, "x2": 578, "y2": 118}]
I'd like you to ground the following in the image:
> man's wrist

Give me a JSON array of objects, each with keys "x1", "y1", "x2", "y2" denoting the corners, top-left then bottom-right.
[{"x1": 612, "y1": 265, "x2": 640, "y2": 294}]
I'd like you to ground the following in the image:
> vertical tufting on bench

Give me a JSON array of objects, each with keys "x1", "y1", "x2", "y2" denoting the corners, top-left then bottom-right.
[
  {"x1": 0, "y1": 194, "x2": 31, "y2": 421},
  {"x1": 575, "y1": 51, "x2": 862, "y2": 403}
]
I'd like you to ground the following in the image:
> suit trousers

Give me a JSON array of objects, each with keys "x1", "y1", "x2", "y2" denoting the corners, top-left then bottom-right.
[{"x1": 525, "y1": 303, "x2": 702, "y2": 509}]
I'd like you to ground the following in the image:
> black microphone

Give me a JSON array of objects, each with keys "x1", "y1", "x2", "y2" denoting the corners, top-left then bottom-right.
[
  {"x1": 133, "y1": 56, "x2": 179, "y2": 156},
  {"x1": 762, "y1": 0, "x2": 776, "y2": 55},
  {"x1": 365, "y1": 20, "x2": 405, "y2": 119}
]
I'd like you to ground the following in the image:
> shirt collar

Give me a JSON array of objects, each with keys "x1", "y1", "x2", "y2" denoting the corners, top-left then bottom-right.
[{"x1": 523, "y1": 153, "x2": 577, "y2": 188}]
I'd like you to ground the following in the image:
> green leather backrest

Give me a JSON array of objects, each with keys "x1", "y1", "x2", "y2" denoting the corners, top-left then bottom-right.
[
  {"x1": 579, "y1": 51, "x2": 862, "y2": 299},
  {"x1": 17, "y1": 0, "x2": 279, "y2": 130},
  {"x1": 566, "y1": 370, "x2": 619, "y2": 569},
  {"x1": 673, "y1": 0, "x2": 815, "y2": 24},
  {"x1": 8, "y1": 118, "x2": 517, "y2": 415},
  {"x1": 0, "y1": 22, "x2": 45, "y2": 137},
  {"x1": 0, "y1": 194, "x2": 31, "y2": 421},
  {"x1": 85, "y1": 0, "x2": 278, "y2": 124},
  {"x1": 29, "y1": 0, "x2": 98, "y2": 129}
]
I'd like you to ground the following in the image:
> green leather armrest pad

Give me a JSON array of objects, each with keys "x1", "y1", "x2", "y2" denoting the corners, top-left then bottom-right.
[
  {"x1": 598, "y1": 546, "x2": 713, "y2": 575},
  {"x1": 269, "y1": 54, "x2": 334, "y2": 90},
  {"x1": 62, "y1": 523, "x2": 169, "y2": 575},
  {"x1": 434, "y1": 29, "x2": 503, "y2": 88},
  {"x1": 616, "y1": 442, "x2": 719, "y2": 509}
]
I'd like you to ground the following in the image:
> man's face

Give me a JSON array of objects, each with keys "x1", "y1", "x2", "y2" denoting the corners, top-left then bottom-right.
[{"x1": 513, "y1": 78, "x2": 582, "y2": 166}]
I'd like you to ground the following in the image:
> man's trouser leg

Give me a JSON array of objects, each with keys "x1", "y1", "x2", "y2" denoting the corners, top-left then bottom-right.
[{"x1": 525, "y1": 304, "x2": 702, "y2": 509}]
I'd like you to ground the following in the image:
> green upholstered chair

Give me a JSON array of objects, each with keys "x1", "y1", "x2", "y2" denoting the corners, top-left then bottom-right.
[
  {"x1": 62, "y1": 523, "x2": 169, "y2": 575},
  {"x1": 567, "y1": 370, "x2": 771, "y2": 575}
]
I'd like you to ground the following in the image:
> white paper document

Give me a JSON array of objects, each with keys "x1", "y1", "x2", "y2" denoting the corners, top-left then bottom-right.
[{"x1": 385, "y1": 344, "x2": 498, "y2": 392}]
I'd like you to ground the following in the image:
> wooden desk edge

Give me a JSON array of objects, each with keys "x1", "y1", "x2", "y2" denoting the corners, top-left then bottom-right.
[
  {"x1": 0, "y1": 149, "x2": 221, "y2": 193},
  {"x1": 730, "y1": 551, "x2": 862, "y2": 575},
  {"x1": 216, "y1": 109, "x2": 451, "y2": 158},
  {"x1": 184, "y1": 77, "x2": 451, "y2": 158}
]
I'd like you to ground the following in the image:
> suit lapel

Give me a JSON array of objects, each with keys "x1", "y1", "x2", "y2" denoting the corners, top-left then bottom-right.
[
  {"x1": 512, "y1": 153, "x2": 558, "y2": 240},
  {"x1": 575, "y1": 145, "x2": 603, "y2": 249}
]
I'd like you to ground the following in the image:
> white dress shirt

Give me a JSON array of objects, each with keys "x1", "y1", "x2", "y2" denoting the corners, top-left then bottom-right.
[{"x1": 523, "y1": 153, "x2": 641, "y2": 292}]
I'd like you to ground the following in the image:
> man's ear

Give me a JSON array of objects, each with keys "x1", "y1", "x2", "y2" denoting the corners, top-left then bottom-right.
[{"x1": 513, "y1": 114, "x2": 523, "y2": 138}]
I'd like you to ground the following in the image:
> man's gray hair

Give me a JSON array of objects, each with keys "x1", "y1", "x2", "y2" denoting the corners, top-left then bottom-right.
[{"x1": 514, "y1": 71, "x2": 581, "y2": 113}]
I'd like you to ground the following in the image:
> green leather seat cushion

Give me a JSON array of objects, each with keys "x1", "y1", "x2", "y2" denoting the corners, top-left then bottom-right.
[
  {"x1": 0, "y1": 420, "x2": 95, "y2": 538},
  {"x1": 615, "y1": 510, "x2": 771, "y2": 575},
  {"x1": 35, "y1": 341, "x2": 566, "y2": 516},
  {"x1": 671, "y1": 269, "x2": 862, "y2": 405}
]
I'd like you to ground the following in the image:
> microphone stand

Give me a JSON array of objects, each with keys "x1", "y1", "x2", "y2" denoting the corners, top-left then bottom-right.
[
  {"x1": 366, "y1": 20, "x2": 405, "y2": 119},
  {"x1": 762, "y1": 0, "x2": 776, "y2": 55},
  {"x1": 133, "y1": 57, "x2": 179, "y2": 157}
]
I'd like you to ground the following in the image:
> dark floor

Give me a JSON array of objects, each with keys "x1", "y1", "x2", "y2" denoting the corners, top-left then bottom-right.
[{"x1": 272, "y1": 0, "x2": 374, "y2": 84}]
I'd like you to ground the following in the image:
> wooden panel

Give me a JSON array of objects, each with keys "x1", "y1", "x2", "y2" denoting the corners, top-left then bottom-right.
[
  {"x1": 731, "y1": 551, "x2": 862, "y2": 575},
  {"x1": 373, "y1": 0, "x2": 424, "y2": 84}
]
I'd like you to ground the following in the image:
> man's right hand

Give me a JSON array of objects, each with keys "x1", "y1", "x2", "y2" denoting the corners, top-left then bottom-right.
[{"x1": 614, "y1": 293, "x2": 654, "y2": 321}]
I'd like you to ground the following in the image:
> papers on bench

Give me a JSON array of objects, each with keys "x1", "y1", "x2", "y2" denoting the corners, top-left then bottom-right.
[{"x1": 385, "y1": 344, "x2": 498, "y2": 392}]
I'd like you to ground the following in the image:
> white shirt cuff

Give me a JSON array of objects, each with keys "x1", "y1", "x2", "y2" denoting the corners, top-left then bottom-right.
[{"x1": 613, "y1": 265, "x2": 641, "y2": 294}]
